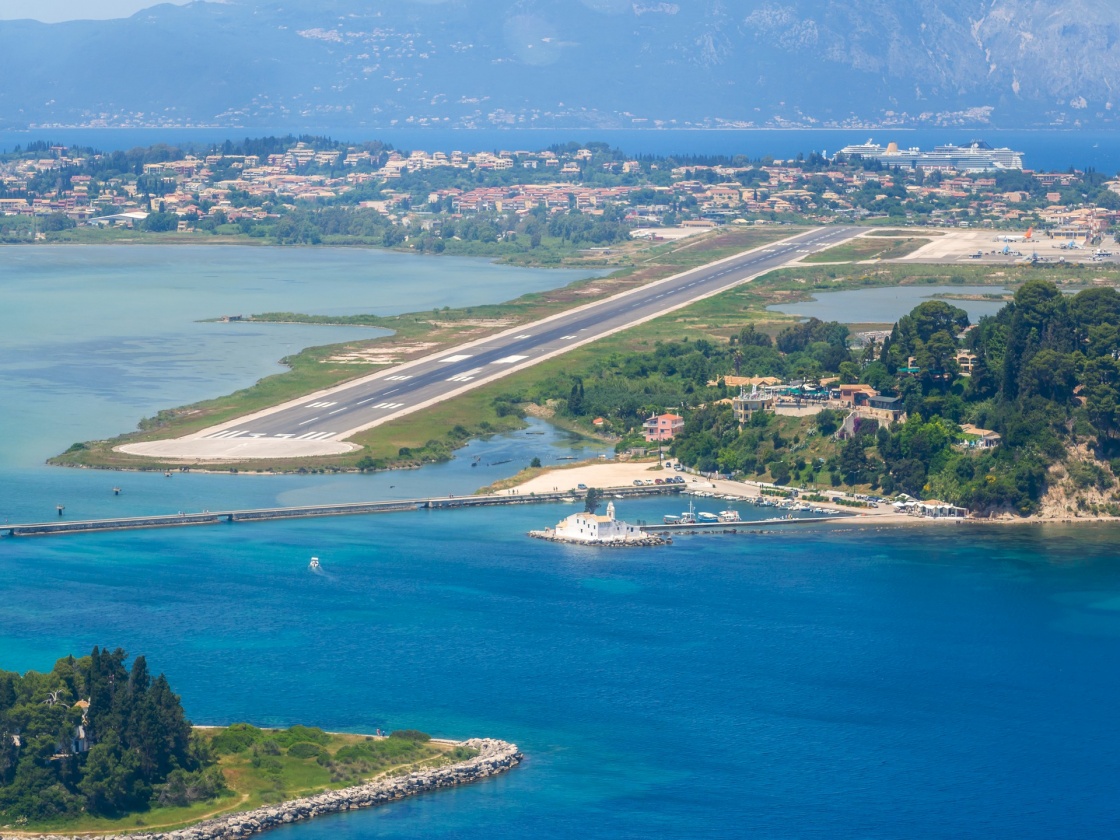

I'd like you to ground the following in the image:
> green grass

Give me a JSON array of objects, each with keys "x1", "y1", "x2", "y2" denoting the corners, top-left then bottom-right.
[{"x1": 802, "y1": 237, "x2": 931, "y2": 263}]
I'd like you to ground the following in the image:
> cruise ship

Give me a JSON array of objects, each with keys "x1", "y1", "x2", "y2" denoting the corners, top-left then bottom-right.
[{"x1": 836, "y1": 140, "x2": 1024, "y2": 172}]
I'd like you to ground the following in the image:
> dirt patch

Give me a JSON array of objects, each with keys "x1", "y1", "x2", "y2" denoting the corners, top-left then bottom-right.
[
  {"x1": 1036, "y1": 443, "x2": 1120, "y2": 519},
  {"x1": 326, "y1": 342, "x2": 441, "y2": 364}
]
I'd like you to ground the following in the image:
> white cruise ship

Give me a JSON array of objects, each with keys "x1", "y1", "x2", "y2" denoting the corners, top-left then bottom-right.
[{"x1": 836, "y1": 139, "x2": 1024, "y2": 172}]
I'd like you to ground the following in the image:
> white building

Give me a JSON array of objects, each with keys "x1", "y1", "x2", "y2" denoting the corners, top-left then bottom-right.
[{"x1": 551, "y1": 502, "x2": 648, "y2": 544}]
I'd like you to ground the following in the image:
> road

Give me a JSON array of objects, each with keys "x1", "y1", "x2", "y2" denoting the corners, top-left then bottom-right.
[{"x1": 121, "y1": 226, "x2": 861, "y2": 460}]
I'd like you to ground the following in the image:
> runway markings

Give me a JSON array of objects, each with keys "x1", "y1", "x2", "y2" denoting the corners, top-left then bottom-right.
[
  {"x1": 273, "y1": 434, "x2": 295, "y2": 439},
  {"x1": 439, "y1": 354, "x2": 473, "y2": 363},
  {"x1": 328, "y1": 407, "x2": 348, "y2": 415},
  {"x1": 297, "y1": 417, "x2": 320, "y2": 426},
  {"x1": 386, "y1": 375, "x2": 413, "y2": 381},
  {"x1": 447, "y1": 368, "x2": 482, "y2": 382},
  {"x1": 305, "y1": 401, "x2": 338, "y2": 408},
  {"x1": 374, "y1": 402, "x2": 405, "y2": 409},
  {"x1": 493, "y1": 355, "x2": 529, "y2": 364},
  {"x1": 560, "y1": 335, "x2": 577, "y2": 340},
  {"x1": 355, "y1": 397, "x2": 377, "y2": 405},
  {"x1": 296, "y1": 432, "x2": 337, "y2": 441},
  {"x1": 514, "y1": 334, "x2": 532, "y2": 339},
  {"x1": 202, "y1": 430, "x2": 247, "y2": 440}
]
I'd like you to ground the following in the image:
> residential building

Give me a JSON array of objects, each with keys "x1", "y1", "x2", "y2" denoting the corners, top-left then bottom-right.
[{"x1": 643, "y1": 413, "x2": 684, "y2": 442}]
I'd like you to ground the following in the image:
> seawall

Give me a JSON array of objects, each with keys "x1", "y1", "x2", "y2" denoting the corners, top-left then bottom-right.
[{"x1": 5, "y1": 738, "x2": 522, "y2": 840}]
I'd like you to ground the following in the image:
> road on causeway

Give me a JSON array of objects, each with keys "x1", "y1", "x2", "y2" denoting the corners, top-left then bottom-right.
[{"x1": 121, "y1": 226, "x2": 862, "y2": 460}]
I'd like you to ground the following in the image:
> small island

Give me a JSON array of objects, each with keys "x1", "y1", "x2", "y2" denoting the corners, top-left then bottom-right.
[
  {"x1": 0, "y1": 649, "x2": 521, "y2": 838},
  {"x1": 530, "y1": 495, "x2": 666, "y2": 547}
]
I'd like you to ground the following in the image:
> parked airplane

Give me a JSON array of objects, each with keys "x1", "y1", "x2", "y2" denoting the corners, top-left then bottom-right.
[{"x1": 996, "y1": 227, "x2": 1033, "y2": 243}]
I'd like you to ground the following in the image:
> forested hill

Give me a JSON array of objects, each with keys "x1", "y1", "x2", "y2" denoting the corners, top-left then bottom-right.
[
  {"x1": 523, "y1": 279, "x2": 1120, "y2": 517},
  {"x1": 2, "y1": 0, "x2": 1120, "y2": 130},
  {"x1": 0, "y1": 648, "x2": 225, "y2": 821}
]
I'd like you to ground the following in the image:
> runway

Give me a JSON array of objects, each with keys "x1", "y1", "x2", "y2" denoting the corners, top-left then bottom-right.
[{"x1": 120, "y1": 226, "x2": 861, "y2": 460}]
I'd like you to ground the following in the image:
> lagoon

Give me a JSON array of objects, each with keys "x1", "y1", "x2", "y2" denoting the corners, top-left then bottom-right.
[
  {"x1": 768, "y1": 285, "x2": 1011, "y2": 325},
  {"x1": 0, "y1": 245, "x2": 598, "y2": 467}
]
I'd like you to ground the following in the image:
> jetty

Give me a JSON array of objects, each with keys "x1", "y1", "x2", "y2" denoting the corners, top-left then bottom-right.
[{"x1": 0, "y1": 486, "x2": 680, "y2": 539}]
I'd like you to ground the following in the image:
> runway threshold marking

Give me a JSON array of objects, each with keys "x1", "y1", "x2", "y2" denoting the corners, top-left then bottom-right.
[{"x1": 447, "y1": 368, "x2": 482, "y2": 382}]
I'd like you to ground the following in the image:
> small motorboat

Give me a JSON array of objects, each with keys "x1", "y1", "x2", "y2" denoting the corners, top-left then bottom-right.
[{"x1": 309, "y1": 557, "x2": 321, "y2": 570}]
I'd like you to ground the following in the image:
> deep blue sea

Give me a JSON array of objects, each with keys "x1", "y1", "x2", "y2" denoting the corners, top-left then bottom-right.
[
  {"x1": 1, "y1": 127, "x2": 1118, "y2": 174},
  {"x1": 3, "y1": 248, "x2": 1120, "y2": 838}
]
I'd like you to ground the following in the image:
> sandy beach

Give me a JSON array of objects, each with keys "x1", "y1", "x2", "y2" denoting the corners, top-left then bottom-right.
[{"x1": 508, "y1": 459, "x2": 920, "y2": 522}]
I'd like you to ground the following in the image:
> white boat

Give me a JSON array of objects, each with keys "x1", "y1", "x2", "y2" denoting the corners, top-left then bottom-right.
[
  {"x1": 663, "y1": 514, "x2": 682, "y2": 524},
  {"x1": 718, "y1": 510, "x2": 741, "y2": 523},
  {"x1": 309, "y1": 557, "x2": 320, "y2": 570},
  {"x1": 679, "y1": 500, "x2": 697, "y2": 525},
  {"x1": 697, "y1": 511, "x2": 719, "y2": 523}
]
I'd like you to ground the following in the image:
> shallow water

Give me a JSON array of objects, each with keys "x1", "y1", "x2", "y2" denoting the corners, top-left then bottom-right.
[{"x1": 0, "y1": 245, "x2": 598, "y2": 470}]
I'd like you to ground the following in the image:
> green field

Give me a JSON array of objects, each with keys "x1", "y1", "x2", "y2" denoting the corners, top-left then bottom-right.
[{"x1": 802, "y1": 237, "x2": 931, "y2": 263}]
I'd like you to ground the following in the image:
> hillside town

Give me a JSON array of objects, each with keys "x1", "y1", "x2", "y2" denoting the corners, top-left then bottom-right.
[{"x1": 3, "y1": 138, "x2": 1120, "y2": 247}]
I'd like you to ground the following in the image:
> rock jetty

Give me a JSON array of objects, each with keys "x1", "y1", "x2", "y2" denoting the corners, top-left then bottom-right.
[{"x1": 5, "y1": 738, "x2": 521, "y2": 840}]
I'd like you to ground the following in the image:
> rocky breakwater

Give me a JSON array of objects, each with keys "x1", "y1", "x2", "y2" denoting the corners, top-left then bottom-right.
[{"x1": 7, "y1": 738, "x2": 521, "y2": 840}]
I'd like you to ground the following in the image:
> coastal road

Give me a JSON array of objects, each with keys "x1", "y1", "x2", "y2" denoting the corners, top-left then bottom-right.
[{"x1": 122, "y1": 226, "x2": 861, "y2": 460}]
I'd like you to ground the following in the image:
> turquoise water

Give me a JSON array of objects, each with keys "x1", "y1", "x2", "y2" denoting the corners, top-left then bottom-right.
[{"x1": 3, "y1": 248, "x2": 1120, "y2": 837}]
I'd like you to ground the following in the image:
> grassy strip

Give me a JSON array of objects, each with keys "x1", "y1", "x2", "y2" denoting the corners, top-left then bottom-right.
[{"x1": 802, "y1": 237, "x2": 930, "y2": 263}]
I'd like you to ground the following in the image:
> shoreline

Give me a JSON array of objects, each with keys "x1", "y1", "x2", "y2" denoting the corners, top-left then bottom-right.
[
  {"x1": 508, "y1": 459, "x2": 1120, "y2": 527},
  {"x1": 2, "y1": 739, "x2": 522, "y2": 840}
]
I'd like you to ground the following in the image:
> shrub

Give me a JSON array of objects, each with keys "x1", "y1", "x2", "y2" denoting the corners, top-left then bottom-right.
[
  {"x1": 389, "y1": 729, "x2": 431, "y2": 743},
  {"x1": 210, "y1": 723, "x2": 264, "y2": 754},
  {"x1": 287, "y1": 742, "x2": 323, "y2": 759}
]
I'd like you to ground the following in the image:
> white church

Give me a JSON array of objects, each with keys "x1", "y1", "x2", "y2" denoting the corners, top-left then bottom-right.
[{"x1": 550, "y1": 502, "x2": 648, "y2": 544}]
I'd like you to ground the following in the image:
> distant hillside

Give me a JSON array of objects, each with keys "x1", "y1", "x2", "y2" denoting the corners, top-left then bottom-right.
[{"x1": 1, "y1": 0, "x2": 1119, "y2": 131}]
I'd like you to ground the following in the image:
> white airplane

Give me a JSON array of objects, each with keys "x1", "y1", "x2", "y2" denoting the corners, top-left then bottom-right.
[{"x1": 996, "y1": 227, "x2": 1034, "y2": 243}]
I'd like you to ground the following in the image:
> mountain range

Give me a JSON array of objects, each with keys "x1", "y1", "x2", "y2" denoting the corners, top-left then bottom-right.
[{"x1": 1, "y1": 0, "x2": 1118, "y2": 131}]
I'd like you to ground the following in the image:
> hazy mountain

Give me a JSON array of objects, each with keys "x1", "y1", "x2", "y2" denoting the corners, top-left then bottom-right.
[{"x1": 1, "y1": 0, "x2": 1118, "y2": 130}]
